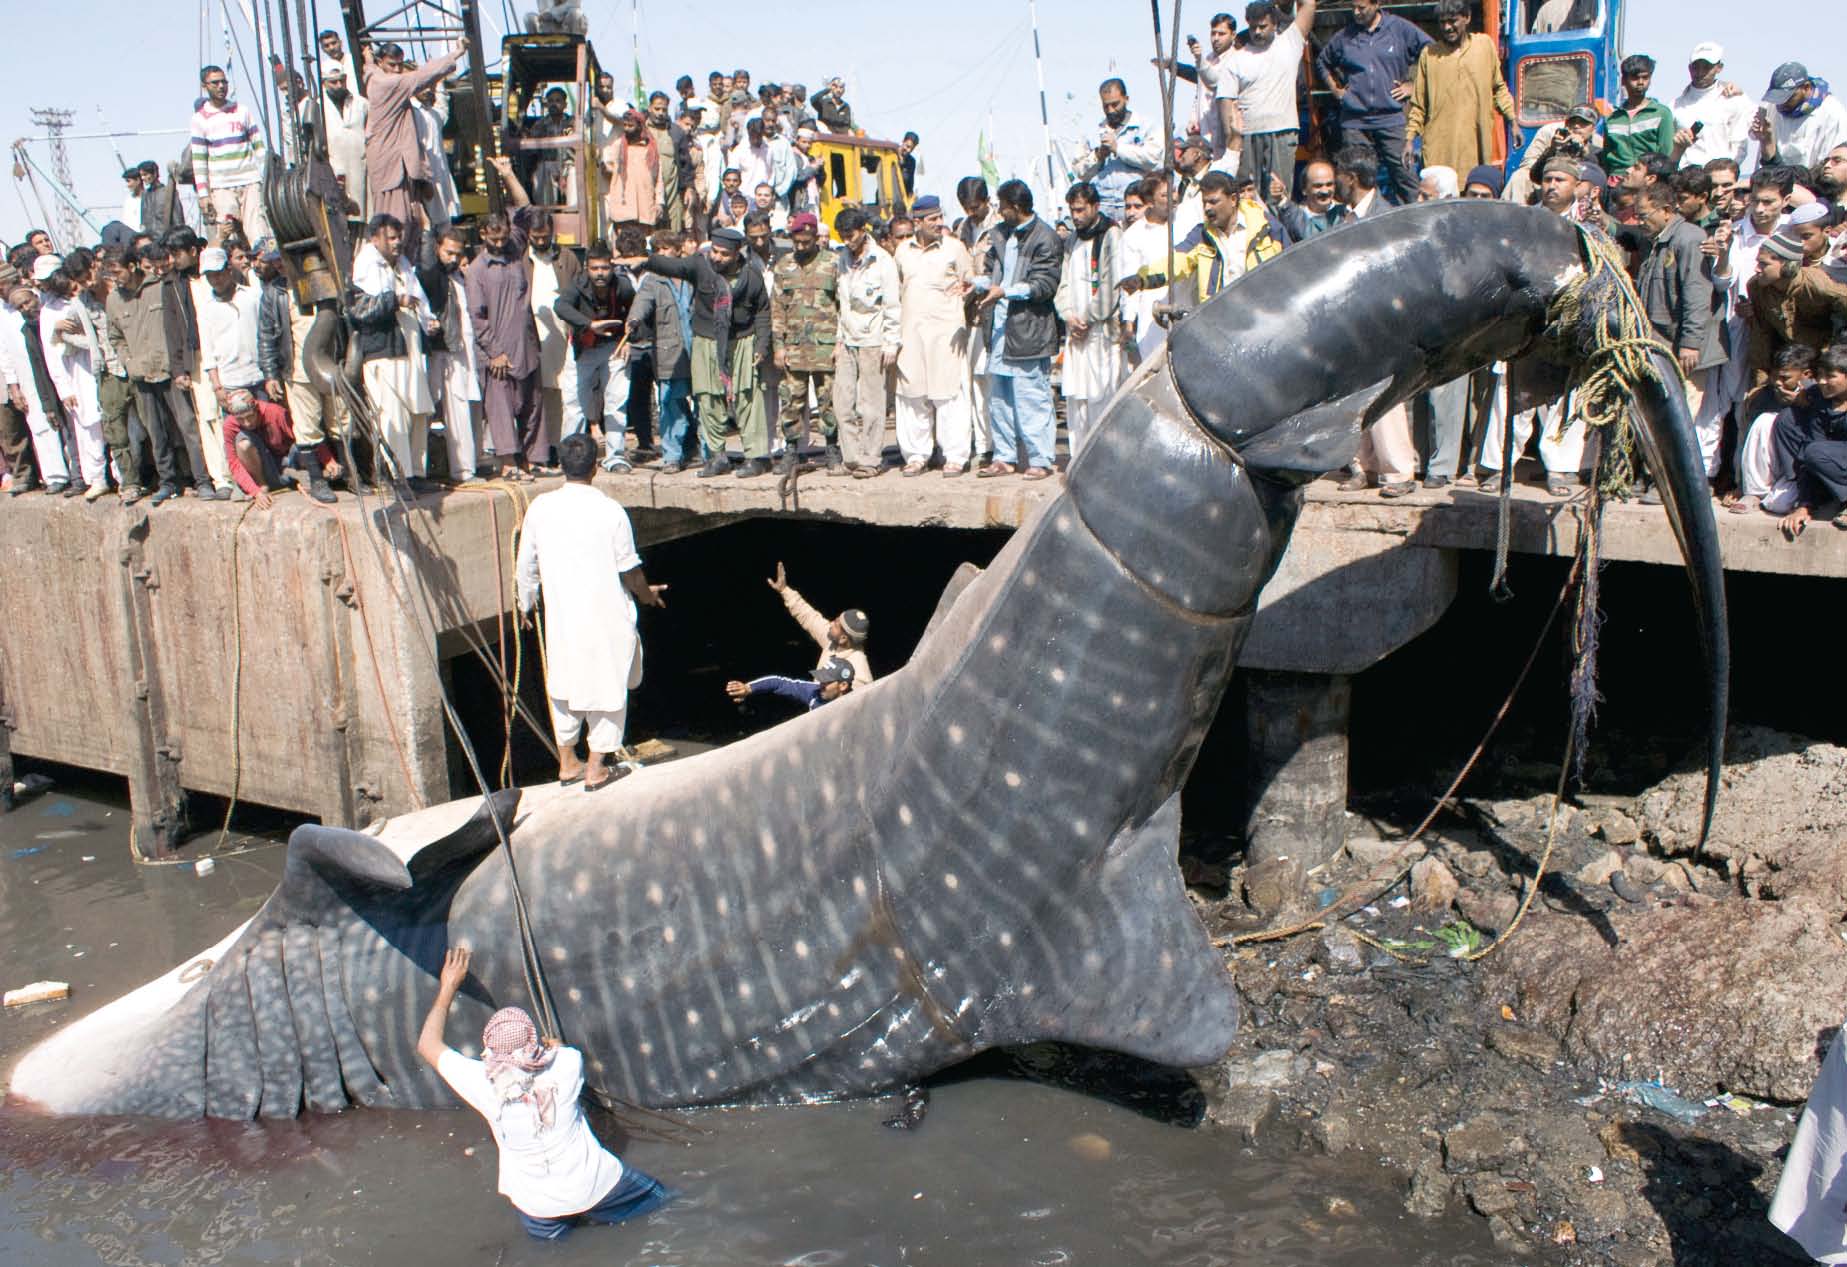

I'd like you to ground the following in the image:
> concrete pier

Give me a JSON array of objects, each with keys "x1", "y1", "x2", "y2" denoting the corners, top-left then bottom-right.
[{"x1": 1, "y1": 471, "x2": 1839, "y2": 858}]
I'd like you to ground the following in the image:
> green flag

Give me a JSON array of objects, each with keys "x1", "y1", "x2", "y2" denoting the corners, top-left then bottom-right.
[
  {"x1": 633, "y1": 56, "x2": 646, "y2": 109},
  {"x1": 978, "y1": 130, "x2": 999, "y2": 190}
]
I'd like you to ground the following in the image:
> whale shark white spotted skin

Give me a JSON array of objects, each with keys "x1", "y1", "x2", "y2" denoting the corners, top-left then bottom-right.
[{"x1": 10, "y1": 203, "x2": 1728, "y2": 1119}]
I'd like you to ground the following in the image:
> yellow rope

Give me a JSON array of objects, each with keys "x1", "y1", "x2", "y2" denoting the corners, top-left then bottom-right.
[{"x1": 1540, "y1": 227, "x2": 1686, "y2": 499}]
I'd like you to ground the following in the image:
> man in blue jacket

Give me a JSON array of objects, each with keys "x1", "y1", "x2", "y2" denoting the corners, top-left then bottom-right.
[
  {"x1": 1316, "y1": 0, "x2": 1430, "y2": 205},
  {"x1": 725, "y1": 656, "x2": 856, "y2": 714}
]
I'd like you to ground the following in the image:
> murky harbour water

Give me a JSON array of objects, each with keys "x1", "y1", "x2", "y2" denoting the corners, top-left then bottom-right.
[{"x1": 0, "y1": 782, "x2": 1516, "y2": 1266}]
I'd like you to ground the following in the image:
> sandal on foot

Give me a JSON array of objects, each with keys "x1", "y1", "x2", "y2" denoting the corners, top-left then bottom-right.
[
  {"x1": 1022, "y1": 466, "x2": 1053, "y2": 481},
  {"x1": 976, "y1": 462, "x2": 1016, "y2": 479}
]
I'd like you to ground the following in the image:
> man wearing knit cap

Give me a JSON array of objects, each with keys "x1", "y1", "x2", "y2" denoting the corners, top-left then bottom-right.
[
  {"x1": 1746, "y1": 221, "x2": 1847, "y2": 385},
  {"x1": 1461, "y1": 164, "x2": 1504, "y2": 199},
  {"x1": 770, "y1": 211, "x2": 842, "y2": 475},
  {"x1": 645, "y1": 225, "x2": 773, "y2": 477},
  {"x1": 1785, "y1": 201, "x2": 1837, "y2": 266},
  {"x1": 894, "y1": 194, "x2": 977, "y2": 475},
  {"x1": 764, "y1": 561, "x2": 873, "y2": 689}
]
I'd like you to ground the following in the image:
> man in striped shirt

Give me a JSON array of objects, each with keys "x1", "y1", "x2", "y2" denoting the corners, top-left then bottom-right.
[{"x1": 190, "y1": 65, "x2": 270, "y2": 244}]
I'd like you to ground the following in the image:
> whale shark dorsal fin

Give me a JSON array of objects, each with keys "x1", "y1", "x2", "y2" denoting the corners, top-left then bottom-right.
[
  {"x1": 259, "y1": 824, "x2": 415, "y2": 929},
  {"x1": 1236, "y1": 377, "x2": 1397, "y2": 484},
  {"x1": 921, "y1": 561, "x2": 984, "y2": 641},
  {"x1": 998, "y1": 794, "x2": 1240, "y2": 1067}
]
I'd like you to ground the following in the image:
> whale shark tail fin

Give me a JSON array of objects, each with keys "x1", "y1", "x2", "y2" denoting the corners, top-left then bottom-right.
[
  {"x1": 10, "y1": 792, "x2": 522, "y2": 1119},
  {"x1": 991, "y1": 794, "x2": 1240, "y2": 1069}
]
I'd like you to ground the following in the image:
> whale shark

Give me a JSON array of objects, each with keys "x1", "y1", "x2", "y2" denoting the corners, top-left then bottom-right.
[{"x1": 10, "y1": 203, "x2": 1727, "y2": 1118}]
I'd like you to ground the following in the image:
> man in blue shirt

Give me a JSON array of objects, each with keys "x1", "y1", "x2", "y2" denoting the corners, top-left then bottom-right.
[
  {"x1": 1315, "y1": 0, "x2": 1430, "y2": 205},
  {"x1": 725, "y1": 656, "x2": 856, "y2": 714},
  {"x1": 973, "y1": 180, "x2": 1063, "y2": 480}
]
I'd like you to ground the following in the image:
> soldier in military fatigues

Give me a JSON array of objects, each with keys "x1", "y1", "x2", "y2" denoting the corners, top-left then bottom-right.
[{"x1": 771, "y1": 211, "x2": 845, "y2": 476}]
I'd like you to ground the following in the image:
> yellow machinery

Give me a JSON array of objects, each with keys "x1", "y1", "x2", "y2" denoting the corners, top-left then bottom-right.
[
  {"x1": 811, "y1": 132, "x2": 908, "y2": 233},
  {"x1": 491, "y1": 33, "x2": 607, "y2": 247}
]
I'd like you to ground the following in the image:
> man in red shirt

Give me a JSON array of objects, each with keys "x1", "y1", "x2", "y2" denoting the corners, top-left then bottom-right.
[{"x1": 221, "y1": 388, "x2": 339, "y2": 508}]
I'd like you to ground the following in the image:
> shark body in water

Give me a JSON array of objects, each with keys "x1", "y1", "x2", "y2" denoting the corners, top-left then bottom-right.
[{"x1": 11, "y1": 203, "x2": 1726, "y2": 1118}]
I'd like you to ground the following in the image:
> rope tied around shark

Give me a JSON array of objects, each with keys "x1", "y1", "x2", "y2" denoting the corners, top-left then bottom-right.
[
  {"x1": 1539, "y1": 224, "x2": 1692, "y2": 502},
  {"x1": 1227, "y1": 220, "x2": 1723, "y2": 960}
]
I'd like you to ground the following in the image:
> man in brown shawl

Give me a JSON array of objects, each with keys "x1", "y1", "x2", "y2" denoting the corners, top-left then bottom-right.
[{"x1": 363, "y1": 40, "x2": 465, "y2": 265}]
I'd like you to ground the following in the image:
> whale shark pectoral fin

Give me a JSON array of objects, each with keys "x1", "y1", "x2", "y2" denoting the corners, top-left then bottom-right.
[
  {"x1": 1235, "y1": 377, "x2": 1397, "y2": 484},
  {"x1": 1005, "y1": 794, "x2": 1239, "y2": 1068},
  {"x1": 920, "y1": 561, "x2": 985, "y2": 641},
  {"x1": 407, "y1": 787, "x2": 523, "y2": 881}
]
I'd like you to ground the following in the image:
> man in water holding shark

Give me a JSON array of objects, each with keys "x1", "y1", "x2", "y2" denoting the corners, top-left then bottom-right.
[{"x1": 417, "y1": 946, "x2": 671, "y2": 1240}]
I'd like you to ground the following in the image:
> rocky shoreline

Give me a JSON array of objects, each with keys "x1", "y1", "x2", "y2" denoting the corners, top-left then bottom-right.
[{"x1": 1185, "y1": 725, "x2": 1847, "y2": 1266}]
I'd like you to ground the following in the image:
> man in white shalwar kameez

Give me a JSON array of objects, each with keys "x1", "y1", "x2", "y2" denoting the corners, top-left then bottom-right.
[
  {"x1": 894, "y1": 196, "x2": 976, "y2": 475},
  {"x1": 39, "y1": 276, "x2": 110, "y2": 498},
  {"x1": 516, "y1": 434, "x2": 666, "y2": 791},
  {"x1": 1770, "y1": 1023, "x2": 1847, "y2": 1263},
  {"x1": 316, "y1": 67, "x2": 367, "y2": 226},
  {"x1": 1116, "y1": 173, "x2": 1174, "y2": 363},
  {"x1": 413, "y1": 81, "x2": 461, "y2": 233},
  {"x1": 1054, "y1": 182, "x2": 1124, "y2": 456}
]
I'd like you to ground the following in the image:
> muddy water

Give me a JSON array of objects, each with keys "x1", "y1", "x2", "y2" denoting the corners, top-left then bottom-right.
[{"x1": 0, "y1": 783, "x2": 1514, "y2": 1266}]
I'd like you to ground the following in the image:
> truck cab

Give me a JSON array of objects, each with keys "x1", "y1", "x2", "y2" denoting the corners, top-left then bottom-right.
[
  {"x1": 1299, "y1": 1, "x2": 1622, "y2": 177},
  {"x1": 1500, "y1": 0, "x2": 1623, "y2": 173}
]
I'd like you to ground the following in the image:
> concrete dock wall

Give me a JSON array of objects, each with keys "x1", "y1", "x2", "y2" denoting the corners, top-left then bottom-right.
[{"x1": 2, "y1": 474, "x2": 1838, "y2": 857}]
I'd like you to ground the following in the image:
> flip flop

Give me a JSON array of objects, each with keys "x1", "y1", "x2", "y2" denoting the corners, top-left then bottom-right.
[
  {"x1": 558, "y1": 773, "x2": 584, "y2": 787},
  {"x1": 584, "y1": 765, "x2": 632, "y2": 793}
]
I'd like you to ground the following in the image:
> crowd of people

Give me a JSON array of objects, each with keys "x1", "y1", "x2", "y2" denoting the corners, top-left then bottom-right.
[{"x1": 2, "y1": 4, "x2": 1845, "y2": 536}]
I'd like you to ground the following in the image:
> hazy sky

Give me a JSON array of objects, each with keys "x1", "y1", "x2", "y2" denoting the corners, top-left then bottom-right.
[{"x1": 0, "y1": 0, "x2": 1816, "y2": 245}]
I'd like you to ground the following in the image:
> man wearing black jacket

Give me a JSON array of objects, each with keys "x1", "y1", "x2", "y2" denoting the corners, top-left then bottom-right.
[
  {"x1": 973, "y1": 180, "x2": 1062, "y2": 479},
  {"x1": 643, "y1": 227, "x2": 772, "y2": 479},
  {"x1": 554, "y1": 236, "x2": 639, "y2": 471},
  {"x1": 418, "y1": 227, "x2": 483, "y2": 484}
]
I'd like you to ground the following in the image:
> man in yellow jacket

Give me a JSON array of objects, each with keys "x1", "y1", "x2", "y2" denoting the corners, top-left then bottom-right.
[{"x1": 1118, "y1": 171, "x2": 1283, "y2": 313}]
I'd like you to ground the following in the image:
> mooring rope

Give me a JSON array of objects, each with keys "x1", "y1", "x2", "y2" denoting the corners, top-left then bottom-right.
[{"x1": 213, "y1": 500, "x2": 259, "y2": 851}]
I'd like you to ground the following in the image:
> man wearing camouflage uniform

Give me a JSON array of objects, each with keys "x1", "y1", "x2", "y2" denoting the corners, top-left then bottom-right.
[{"x1": 771, "y1": 211, "x2": 845, "y2": 475}]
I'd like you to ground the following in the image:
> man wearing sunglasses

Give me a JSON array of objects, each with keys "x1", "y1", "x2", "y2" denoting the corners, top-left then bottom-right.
[{"x1": 189, "y1": 66, "x2": 269, "y2": 243}]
